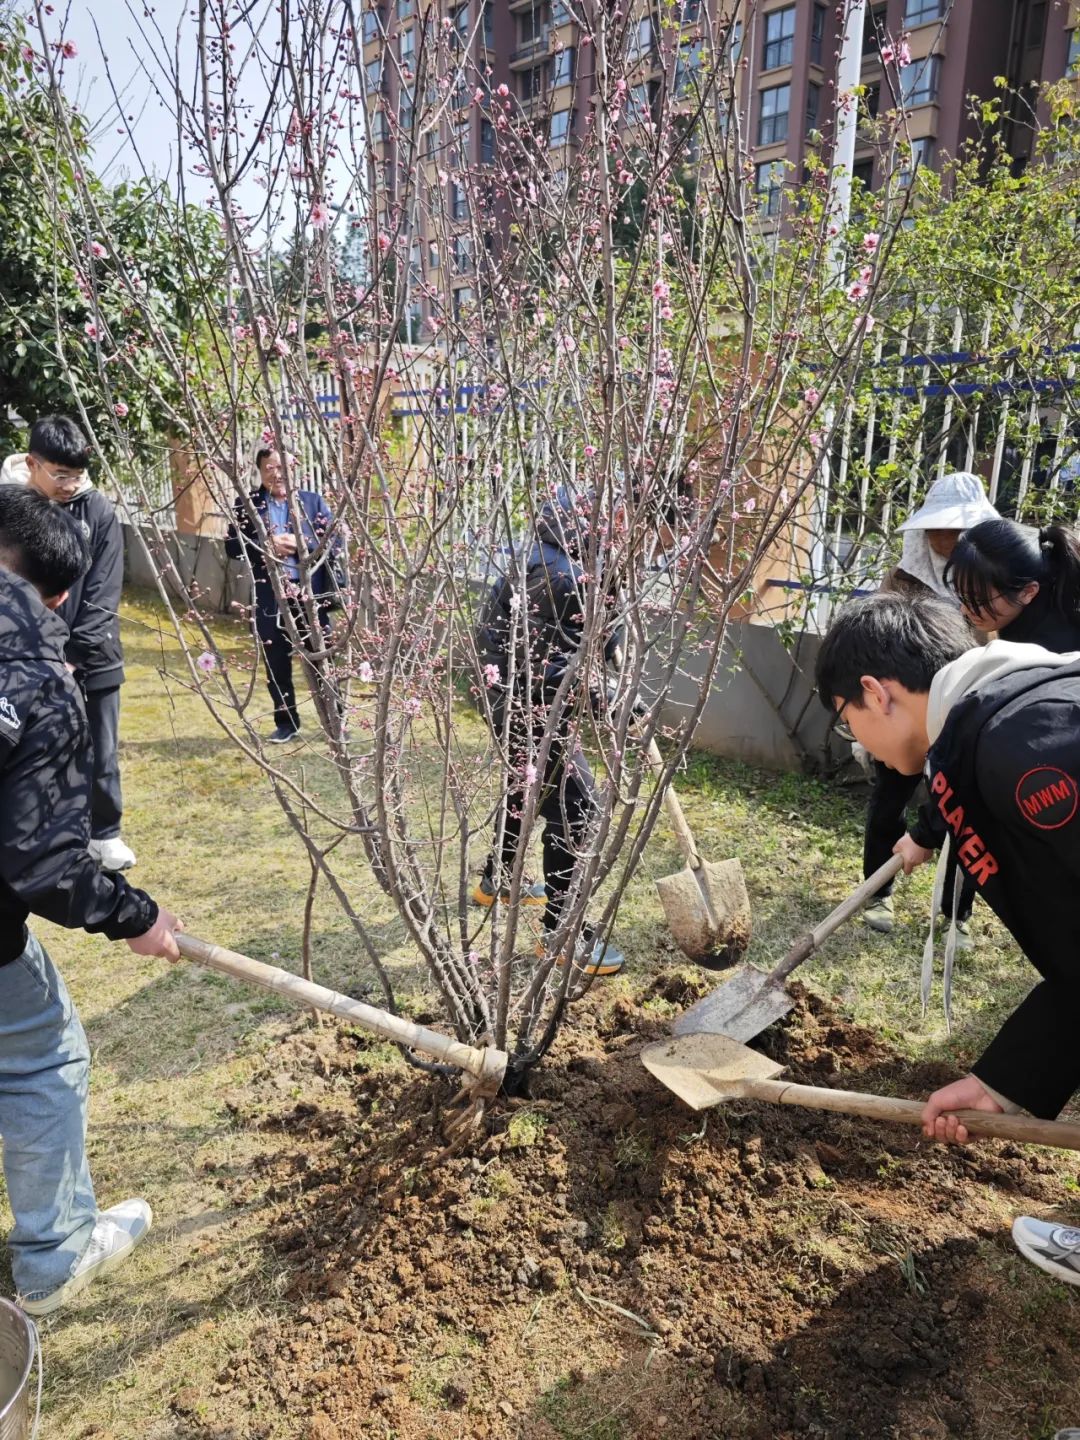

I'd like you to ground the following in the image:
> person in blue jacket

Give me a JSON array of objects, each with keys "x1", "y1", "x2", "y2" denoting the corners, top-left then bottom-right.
[{"x1": 225, "y1": 447, "x2": 340, "y2": 743}]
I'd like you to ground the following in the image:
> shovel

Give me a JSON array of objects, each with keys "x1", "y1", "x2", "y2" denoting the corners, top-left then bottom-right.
[
  {"x1": 646, "y1": 738, "x2": 752, "y2": 969},
  {"x1": 672, "y1": 854, "x2": 905, "y2": 1043},
  {"x1": 641, "y1": 1031, "x2": 1080, "y2": 1151},
  {"x1": 176, "y1": 933, "x2": 507, "y2": 1092}
]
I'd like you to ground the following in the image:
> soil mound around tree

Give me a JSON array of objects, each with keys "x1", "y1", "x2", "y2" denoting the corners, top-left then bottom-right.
[{"x1": 195, "y1": 976, "x2": 1080, "y2": 1440}]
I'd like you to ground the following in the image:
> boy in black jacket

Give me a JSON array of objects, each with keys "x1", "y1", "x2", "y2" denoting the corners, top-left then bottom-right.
[
  {"x1": 1, "y1": 415, "x2": 135, "y2": 871},
  {"x1": 816, "y1": 593, "x2": 1080, "y2": 1284},
  {"x1": 0, "y1": 487, "x2": 182, "y2": 1315}
]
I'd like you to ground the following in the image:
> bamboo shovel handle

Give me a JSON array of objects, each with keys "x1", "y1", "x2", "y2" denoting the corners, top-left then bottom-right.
[
  {"x1": 772, "y1": 854, "x2": 906, "y2": 983},
  {"x1": 176, "y1": 934, "x2": 507, "y2": 1088},
  {"x1": 645, "y1": 738, "x2": 702, "y2": 869},
  {"x1": 739, "y1": 1077, "x2": 1080, "y2": 1151}
]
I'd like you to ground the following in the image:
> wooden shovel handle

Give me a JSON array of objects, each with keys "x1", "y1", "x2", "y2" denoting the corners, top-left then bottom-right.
[
  {"x1": 176, "y1": 934, "x2": 507, "y2": 1089},
  {"x1": 772, "y1": 854, "x2": 905, "y2": 983},
  {"x1": 740, "y1": 1077, "x2": 1080, "y2": 1151},
  {"x1": 645, "y1": 738, "x2": 702, "y2": 869}
]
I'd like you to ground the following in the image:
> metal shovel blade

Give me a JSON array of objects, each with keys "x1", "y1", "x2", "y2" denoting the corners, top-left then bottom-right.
[
  {"x1": 654, "y1": 856, "x2": 751, "y2": 966},
  {"x1": 670, "y1": 966, "x2": 795, "y2": 1043},
  {"x1": 641, "y1": 1032, "x2": 784, "y2": 1111}
]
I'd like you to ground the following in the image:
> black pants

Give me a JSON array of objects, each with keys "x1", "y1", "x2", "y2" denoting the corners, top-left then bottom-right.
[
  {"x1": 259, "y1": 601, "x2": 335, "y2": 732},
  {"x1": 483, "y1": 693, "x2": 598, "y2": 933},
  {"x1": 864, "y1": 760, "x2": 974, "y2": 921},
  {"x1": 84, "y1": 687, "x2": 123, "y2": 840}
]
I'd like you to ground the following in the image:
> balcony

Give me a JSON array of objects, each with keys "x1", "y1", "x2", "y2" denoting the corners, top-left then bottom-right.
[{"x1": 511, "y1": 30, "x2": 550, "y2": 66}]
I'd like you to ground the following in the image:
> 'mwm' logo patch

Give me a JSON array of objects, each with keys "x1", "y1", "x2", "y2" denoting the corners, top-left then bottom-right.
[
  {"x1": 1015, "y1": 766, "x2": 1079, "y2": 830},
  {"x1": 0, "y1": 697, "x2": 19, "y2": 730}
]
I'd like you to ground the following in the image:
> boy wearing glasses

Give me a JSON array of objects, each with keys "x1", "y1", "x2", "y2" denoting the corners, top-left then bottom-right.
[
  {"x1": 816, "y1": 592, "x2": 1080, "y2": 1287},
  {"x1": 1, "y1": 416, "x2": 135, "y2": 872}
]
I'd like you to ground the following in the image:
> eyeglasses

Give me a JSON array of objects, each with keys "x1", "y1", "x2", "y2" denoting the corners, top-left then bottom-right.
[
  {"x1": 833, "y1": 698, "x2": 855, "y2": 744},
  {"x1": 33, "y1": 458, "x2": 86, "y2": 484}
]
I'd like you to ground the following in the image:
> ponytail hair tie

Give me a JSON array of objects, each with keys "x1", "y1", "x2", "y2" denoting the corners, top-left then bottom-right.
[{"x1": 1039, "y1": 526, "x2": 1054, "y2": 550}]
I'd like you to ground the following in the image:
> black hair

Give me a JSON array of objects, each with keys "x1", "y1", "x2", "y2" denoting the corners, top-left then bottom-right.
[
  {"x1": 945, "y1": 517, "x2": 1080, "y2": 622},
  {"x1": 815, "y1": 593, "x2": 974, "y2": 711},
  {"x1": 28, "y1": 414, "x2": 91, "y2": 470},
  {"x1": 0, "y1": 486, "x2": 90, "y2": 598},
  {"x1": 255, "y1": 447, "x2": 275, "y2": 470}
]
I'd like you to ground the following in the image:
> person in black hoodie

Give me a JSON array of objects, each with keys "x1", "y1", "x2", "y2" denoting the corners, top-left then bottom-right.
[
  {"x1": 0, "y1": 487, "x2": 182, "y2": 1315},
  {"x1": 1, "y1": 415, "x2": 134, "y2": 872},
  {"x1": 945, "y1": 517, "x2": 1080, "y2": 653},
  {"x1": 474, "y1": 486, "x2": 627, "y2": 978},
  {"x1": 817, "y1": 591, "x2": 1080, "y2": 1287}
]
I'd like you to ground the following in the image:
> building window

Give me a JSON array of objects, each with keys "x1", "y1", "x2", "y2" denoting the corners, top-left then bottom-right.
[
  {"x1": 863, "y1": 3, "x2": 887, "y2": 52},
  {"x1": 899, "y1": 134, "x2": 934, "y2": 184},
  {"x1": 518, "y1": 5, "x2": 547, "y2": 47},
  {"x1": 453, "y1": 235, "x2": 474, "y2": 273},
  {"x1": 483, "y1": 0, "x2": 494, "y2": 45},
  {"x1": 905, "y1": 0, "x2": 944, "y2": 25},
  {"x1": 1027, "y1": 1, "x2": 1046, "y2": 49},
  {"x1": 901, "y1": 54, "x2": 940, "y2": 106},
  {"x1": 805, "y1": 81, "x2": 820, "y2": 135},
  {"x1": 365, "y1": 57, "x2": 383, "y2": 91},
  {"x1": 428, "y1": 241, "x2": 440, "y2": 269},
  {"x1": 628, "y1": 16, "x2": 653, "y2": 61},
  {"x1": 453, "y1": 286, "x2": 474, "y2": 319},
  {"x1": 1069, "y1": 28, "x2": 1080, "y2": 73},
  {"x1": 762, "y1": 6, "x2": 796, "y2": 71},
  {"x1": 400, "y1": 26, "x2": 414, "y2": 60},
  {"x1": 550, "y1": 107, "x2": 571, "y2": 147},
  {"x1": 629, "y1": 80, "x2": 658, "y2": 118},
  {"x1": 399, "y1": 85, "x2": 414, "y2": 128},
  {"x1": 396, "y1": 0, "x2": 411, "y2": 15},
  {"x1": 552, "y1": 0, "x2": 571, "y2": 21},
  {"x1": 371, "y1": 107, "x2": 388, "y2": 141},
  {"x1": 453, "y1": 4, "x2": 469, "y2": 46},
  {"x1": 451, "y1": 182, "x2": 469, "y2": 219},
  {"x1": 809, "y1": 4, "x2": 826, "y2": 64},
  {"x1": 852, "y1": 156, "x2": 875, "y2": 190},
  {"x1": 551, "y1": 46, "x2": 575, "y2": 86},
  {"x1": 861, "y1": 81, "x2": 881, "y2": 122},
  {"x1": 677, "y1": 0, "x2": 701, "y2": 21},
  {"x1": 363, "y1": 6, "x2": 383, "y2": 43},
  {"x1": 480, "y1": 117, "x2": 495, "y2": 162},
  {"x1": 755, "y1": 160, "x2": 784, "y2": 217},
  {"x1": 758, "y1": 83, "x2": 790, "y2": 144},
  {"x1": 520, "y1": 64, "x2": 545, "y2": 100},
  {"x1": 675, "y1": 40, "x2": 706, "y2": 95}
]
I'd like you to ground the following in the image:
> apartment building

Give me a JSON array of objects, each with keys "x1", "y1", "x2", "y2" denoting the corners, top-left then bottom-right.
[{"x1": 361, "y1": 0, "x2": 1079, "y2": 334}]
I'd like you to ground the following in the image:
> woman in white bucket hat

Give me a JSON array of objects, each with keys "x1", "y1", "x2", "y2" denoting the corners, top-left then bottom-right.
[{"x1": 860, "y1": 473, "x2": 999, "y2": 935}]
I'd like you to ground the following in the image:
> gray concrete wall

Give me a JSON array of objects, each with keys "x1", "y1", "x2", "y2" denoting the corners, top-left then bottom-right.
[{"x1": 123, "y1": 522, "x2": 250, "y2": 616}]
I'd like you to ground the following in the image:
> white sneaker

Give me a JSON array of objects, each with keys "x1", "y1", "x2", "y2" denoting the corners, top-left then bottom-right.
[
  {"x1": 19, "y1": 1199, "x2": 152, "y2": 1317},
  {"x1": 863, "y1": 897, "x2": 894, "y2": 934},
  {"x1": 89, "y1": 837, "x2": 137, "y2": 872},
  {"x1": 1011, "y1": 1215, "x2": 1080, "y2": 1287}
]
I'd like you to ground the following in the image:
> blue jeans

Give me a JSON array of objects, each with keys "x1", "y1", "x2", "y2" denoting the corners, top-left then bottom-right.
[{"x1": 0, "y1": 932, "x2": 96, "y2": 1301}]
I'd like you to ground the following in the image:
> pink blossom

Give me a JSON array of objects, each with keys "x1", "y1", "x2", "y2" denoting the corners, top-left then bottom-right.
[
  {"x1": 557, "y1": 333, "x2": 577, "y2": 354},
  {"x1": 233, "y1": 324, "x2": 250, "y2": 341},
  {"x1": 84, "y1": 321, "x2": 100, "y2": 340},
  {"x1": 272, "y1": 336, "x2": 290, "y2": 356},
  {"x1": 584, "y1": 444, "x2": 596, "y2": 458},
  {"x1": 358, "y1": 660, "x2": 374, "y2": 683},
  {"x1": 88, "y1": 241, "x2": 106, "y2": 259},
  {"x1": 803, "y1": 387, "x2": 820, "y2": 408},
  {"x1": 618, "y1": 169, "x2": 632, "y2": 185},
  {"x1": 310, "y1": 200, "x2": 330, "y2": 228},
  {"x1": 195, "y1": 651, "x2": 216, "y2": 674},
  {"x1": 652, "y1": 280, "x2": 670, "y2": 301},
  {"x1": 404, "y1": 696, "x2": 422, "y2": 718},
  {"x1": 59, "y1": 38, "x2": 77, "y2": 58},
  {"x1": 809, "y1": 431, "x2": 824, "y2": 449},
  {"x1": 744, "y1": 496, "x2": 757, "y2": 514},
  {"x1": 524, "y1": 762, "x2": 539, "y2": 785},
  {"x1": 859, "y1": 265, "x2": 874, "y2": 284},
  {"x1": 19, "y1": 44, "x2": 33, "y2": 64},
  {"x1": 113, "y1": 402, "x2": 129, "y2": 418},
  {"x1": 853, "y1": 314, "x2": 877, "y2": 337},
  {"x1": 497, "y1": 83, "x2": 509, "y2": 97},
  {"x1": 897, "y1": 40, "x2": 911, "y2": 67},
  {"x1": 473, "y1": 87, "x2": 485, "y2": 103},
  {"x1": 827, "y1": 223, "x2": 839, "y2": 238},
  {"x1": 862, "y1": 231, "x2": 880, "y2": 253},
  {"x1": 483, "y1": 663, "x2": 500, "y2": 687},
  {"x1": 880, "y1": 43, "x2": 894, "y2": 64},
  {"x1": 660, "y1": 305, "x2": 673, "y2": 320},
  {"x1": 846, "y1": 279, "x2": 869, "y2": 302}
]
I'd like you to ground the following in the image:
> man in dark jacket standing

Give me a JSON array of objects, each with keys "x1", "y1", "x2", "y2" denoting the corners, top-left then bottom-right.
[
  {"x1": 225, "y1": 447, "x2": 340, "y2": 743},
  {"x1": 475, "y1": 487, "x2": 626, "y2": 978},
  {"x1": 2, "y1": 415, "x2": 134, "y2": 871},
  {"x1": 816, "y1": 592, "x2": 1080, "y2": 1287},
  {"x1": 0, "y1": 487, "x2": 182, "y2": 1315}
]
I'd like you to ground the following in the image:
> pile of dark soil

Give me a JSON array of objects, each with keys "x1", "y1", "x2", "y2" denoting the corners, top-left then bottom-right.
[{"x1": 188, "y1": 976, "x2": 1080, "y2": 1440}]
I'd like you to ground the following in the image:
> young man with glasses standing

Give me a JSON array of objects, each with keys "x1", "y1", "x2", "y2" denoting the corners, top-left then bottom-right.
[{"x1": 1, "y1": 415, "x2": 136, "y2": 872}]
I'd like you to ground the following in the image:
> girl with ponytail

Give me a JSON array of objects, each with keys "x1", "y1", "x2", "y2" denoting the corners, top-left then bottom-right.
[{"x1": 946, "y1": 518, "x2": 1080, "y2": 651}]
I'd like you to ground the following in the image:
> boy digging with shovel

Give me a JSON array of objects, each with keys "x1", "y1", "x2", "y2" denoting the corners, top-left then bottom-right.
[{"x1": 815, "y1": 591, "x2": 1080, "y2": 1286}]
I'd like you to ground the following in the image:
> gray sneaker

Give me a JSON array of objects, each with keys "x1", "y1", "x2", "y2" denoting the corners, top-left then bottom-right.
[
  {"x1": 1012, "y1": 1216, "x2": 1080, "y2": 1286},
  {"x1": 863, "y1": 896, "x2": 894, "y2": 934},
  {"x1": 19, "y1": 1198, "x2": 153, "y2": 1316}
]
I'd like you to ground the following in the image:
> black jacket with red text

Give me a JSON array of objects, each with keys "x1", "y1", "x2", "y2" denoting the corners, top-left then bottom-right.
[{"x1": 924, "y1": 657, "x2": 1080, "y2": 1116}]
